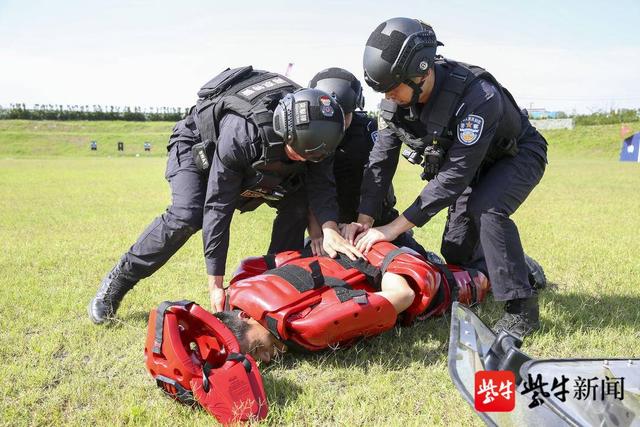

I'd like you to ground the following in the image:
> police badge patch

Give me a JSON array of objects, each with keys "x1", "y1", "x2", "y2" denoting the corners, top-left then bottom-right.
[
  {"x1": 319, "y1": 95, "x2": 334, "y2": 117},
  {"x1": 457, "y1": 114, "x2": 484, "y2": 145}
]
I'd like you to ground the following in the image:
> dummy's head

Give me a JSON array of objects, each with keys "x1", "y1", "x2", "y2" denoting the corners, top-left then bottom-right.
[{"x1": 214, "y1": 310, "x2": 285, "y2": 363}]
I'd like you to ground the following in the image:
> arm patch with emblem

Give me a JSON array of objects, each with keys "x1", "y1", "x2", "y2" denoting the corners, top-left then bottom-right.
[{"x1": 457, "y1": 114, "x2": 484, "y2": 145}]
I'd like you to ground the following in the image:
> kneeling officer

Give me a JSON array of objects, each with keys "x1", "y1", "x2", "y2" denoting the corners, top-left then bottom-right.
[
  {"x1": 89, "y1": 66, "x2": 359, "y2": 323},
  {"x1": 354, "y1": 19, "x2": 548, "y2": 338}
]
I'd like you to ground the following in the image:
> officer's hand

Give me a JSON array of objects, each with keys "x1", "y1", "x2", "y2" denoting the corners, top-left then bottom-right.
[
  {"x1": 354, "y1": 225, "x2": 396, "y2": 255},
  {"x1": 341, "y1": 222, "x2": 369, "y2": 244},
  {"x1": 322, "y1": 227, "x2": 363, "y2": 261},
  {"x1": 310, "y1": 235, "x2": 326, "y2": 257},
  {"x1": 208, "y1": 275, "x2": 226, "y2": 313}
]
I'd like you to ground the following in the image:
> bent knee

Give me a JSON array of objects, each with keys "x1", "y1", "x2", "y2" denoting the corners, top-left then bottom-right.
[
  {"x1": 399, "y1": 285, "x2": 416, "y2": 312},
  {"x1": 380, "y1": 272, "x2": 416, "y2": 314},
  {"x1": 479, "y1": 208, "x2": 511, "y2": 224},
  {"x1": 167, "y1": 205, "x2": 203, "y2": 230}
]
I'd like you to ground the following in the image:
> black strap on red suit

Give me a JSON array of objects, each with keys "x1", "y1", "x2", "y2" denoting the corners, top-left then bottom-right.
[
  {"x1": 334, "y1": 254, "x2": 382, "y2": 291},
  {"x1": 421, "y1": 262, "x2": 459, "y2": 314},
  {"x1": 152, "y1": 300, "x2": 194, "y2": 355},
  {"x1": 201, "y1": 352, "x2": 252, "y2": 393},
  {"x1": 266, "y1": 261, "x2": 325, "y2": 292},
  {"x1": 380, "y1": 248, "x2": 409, "y2": 274},
  {"x1": 263, "y1": 254, "x2": 277, "y2": 270},
  {"x1": 466, "y1": 268, "x2": 479, "y2": 304},
  {"x1": 155, "y1": 375, "x2": 195, "y2": 404}
]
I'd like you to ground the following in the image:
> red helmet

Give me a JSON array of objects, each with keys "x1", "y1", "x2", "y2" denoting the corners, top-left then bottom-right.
[{"x1": 144, "y1": 300, "x2": 268, "y2": 424}]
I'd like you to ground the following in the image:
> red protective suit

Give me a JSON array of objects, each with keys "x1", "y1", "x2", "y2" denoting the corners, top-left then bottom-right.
[{"x1": 228, "y1": 242, "x2": 490, "y2": 351}]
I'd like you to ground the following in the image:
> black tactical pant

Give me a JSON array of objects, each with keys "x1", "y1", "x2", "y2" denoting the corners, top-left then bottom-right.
[
  {"x1": 440, "y1": 138, "x2": 547, "y2": 301},
  {"x1": 117, "y1": 142, "x2": 307, "y2": 283}
]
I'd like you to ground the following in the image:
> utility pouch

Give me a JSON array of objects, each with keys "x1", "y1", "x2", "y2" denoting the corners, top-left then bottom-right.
[
  {"x1": 486, "y1": 137, "x2": 519, "y2": 164},
  {"x1": 499, "y1": 137, "x2": 519, "y2": 157},
  {"x1": 192, "y1": 139, "x2": 214, "y2": 171}
]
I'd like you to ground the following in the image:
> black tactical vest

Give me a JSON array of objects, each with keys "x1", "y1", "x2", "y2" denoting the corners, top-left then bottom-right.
[
  {"x1": 381, "y1": 58, "x2": 524, "y2": 180},
  {"x1": 189, "y1": 66, "x2": 306, "y2": 211}
]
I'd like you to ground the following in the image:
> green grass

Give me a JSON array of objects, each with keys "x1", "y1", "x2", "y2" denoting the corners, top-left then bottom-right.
[
  {"x1": 0, "y1": 120, "x2": 174, "y2": 157},
  {"x1": 1, "y1": 121, "x2": 639, "y2": 426}
]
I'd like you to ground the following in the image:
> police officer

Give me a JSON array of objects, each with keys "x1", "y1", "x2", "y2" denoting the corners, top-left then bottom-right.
[
  {"x1": 351, "y1": 19, "x2": 548, "y2": 338},
  {"x1": 88, "y1": 67, "x2": 362, "y2": 324},
  {"x1": 307, "y1": 67, "x2": 431, "y2": 259}
]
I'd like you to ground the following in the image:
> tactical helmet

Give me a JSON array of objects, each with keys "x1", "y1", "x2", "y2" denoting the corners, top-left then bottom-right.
[
  {"x1": 363, "y1": 18, "x2": 443, "y2": 96},
  {"x1": 309, "y1": 68, "x2": 365, "y2": 114},
  {"x1": 273, "y1": 88, "x2": 344, "y2": 162}
]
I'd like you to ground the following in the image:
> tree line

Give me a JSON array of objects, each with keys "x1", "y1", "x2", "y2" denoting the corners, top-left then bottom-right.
[
  {"x1": 0, "y1": 104, "x2": 187, "y2": 121},
  {"x1": 573, "y1": 108, "x2": 639, "y2": 126},
  {"x1": 1, "y1": 103, "x2": 638, "y2": 126}
]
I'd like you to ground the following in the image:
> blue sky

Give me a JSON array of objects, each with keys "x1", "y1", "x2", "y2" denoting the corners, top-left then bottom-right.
[{"x1": 1, "y1": 0, "x2": 639, "y2": 113}]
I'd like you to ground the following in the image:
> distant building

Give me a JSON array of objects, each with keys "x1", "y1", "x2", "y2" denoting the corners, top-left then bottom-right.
[{"x1": 528, "y1": 108, "x2": 560, "y2": 119}]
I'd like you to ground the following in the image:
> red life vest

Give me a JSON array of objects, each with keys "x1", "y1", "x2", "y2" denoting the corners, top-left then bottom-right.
[
  {"x1": 228, "y1": 242, "x2": 490, "y2": 351},
  {"x1": 143, "y1": 300, "x2": 268, "y2": 425}
]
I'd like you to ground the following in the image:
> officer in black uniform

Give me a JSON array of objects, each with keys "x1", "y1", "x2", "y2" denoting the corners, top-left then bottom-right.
[
  {"x1": 352, "y1": 19, "x2": 548, "y2": 338},
  {"x1": 89, "y1": 67, "x2": 362, "y2": 324},
  {"x1": 307, "y1": 67, "x2": 431, "y2": 260}
]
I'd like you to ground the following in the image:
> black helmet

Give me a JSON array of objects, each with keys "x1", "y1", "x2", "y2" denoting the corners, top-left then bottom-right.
[
  {"x1": 272, "y1": 88, "x2": 344, "y2": 162},
  {"x1": 363, "y1": 18, "x2": 443, "y2": 97},
  {"x1": 309, "y1": 68, "x2": 364, "y2": 114}
]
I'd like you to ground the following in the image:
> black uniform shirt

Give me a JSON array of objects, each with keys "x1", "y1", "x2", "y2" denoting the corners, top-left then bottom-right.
[
  {"x1": 360, "y1": 62, "x2": 546, "y2": 228},
  {"x1": 204, "y1": 113, "x2": 338, "y2": 276},
  {"x1": 333, "y1": 112, "x2": 380, "y2": 223}
]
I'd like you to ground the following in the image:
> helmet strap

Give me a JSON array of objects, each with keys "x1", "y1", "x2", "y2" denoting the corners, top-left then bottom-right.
[{"x1": 405, "y1": 79, "x2": 423, "y2": 106}]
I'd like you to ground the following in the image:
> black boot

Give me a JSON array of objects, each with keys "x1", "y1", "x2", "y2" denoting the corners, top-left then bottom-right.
[
  {"x1": 493, "y1": 295, "x2": 540, "y2": 338},
  {"x1": 524, "y1": 254, "x2": 547, "y2": 290},
  {"x1": 88, "y1": 264, "x2": 136, "y2": 324}
]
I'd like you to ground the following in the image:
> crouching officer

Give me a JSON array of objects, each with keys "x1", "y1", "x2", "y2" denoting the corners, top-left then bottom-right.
[
  {"x1": 89, "y1": 66, "x2": 361, "y2": 324},
  {"x1": 352, "y1": 18, "x2": 548, "y2": 338},
  {"x1": 307, "y1": 67, "x2": 431, "y2": 259}
]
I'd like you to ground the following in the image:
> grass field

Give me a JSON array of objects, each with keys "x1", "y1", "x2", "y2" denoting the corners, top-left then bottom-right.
[{"x1": 1, "y1": 120, "x2": 639, "y2": 426}]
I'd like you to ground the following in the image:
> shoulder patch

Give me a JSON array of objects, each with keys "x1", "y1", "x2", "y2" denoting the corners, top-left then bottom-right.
[
  {"x1": 457, "y1": 114, "x2": 484, "y2": 145},
  {"x1": 371, "y1": 130, "x2": 379, "y2": 144}
]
